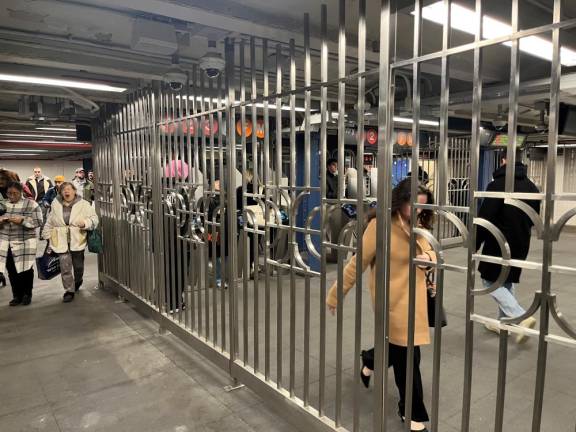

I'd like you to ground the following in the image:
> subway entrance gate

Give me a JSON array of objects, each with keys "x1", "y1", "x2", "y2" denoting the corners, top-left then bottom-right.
[{"x1": 93, "y1": 1, "x2": 576, "y2": 431}]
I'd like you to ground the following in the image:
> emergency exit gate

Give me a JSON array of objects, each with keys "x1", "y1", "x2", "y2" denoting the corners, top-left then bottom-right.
[{"x1": 93, "y1": 1, "x2": 576, "y2": 431}]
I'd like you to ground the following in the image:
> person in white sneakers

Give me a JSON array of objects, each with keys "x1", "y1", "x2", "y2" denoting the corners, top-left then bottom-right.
[
  {"x1": 42, "y1": 182, "x2": 99, "y2": 303},
  {"x1": 476, "y1": 154, "x2": 540, "y2": 343}
]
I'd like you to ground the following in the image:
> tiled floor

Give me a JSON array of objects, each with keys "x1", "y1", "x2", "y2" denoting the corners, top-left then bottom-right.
[{"x1": 1, "y1": 230, "x2": 575, "y2": 432}]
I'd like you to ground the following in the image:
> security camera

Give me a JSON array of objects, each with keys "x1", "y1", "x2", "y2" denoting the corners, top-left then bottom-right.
[
  {"x1": 200, "y1": 52, "x2": 225, "y2": 79},
  {"x1": 164, "y1": 66, "x2": 187, "y2": 92},
  {"x1": 492, "y1": 119, "x2": 507, "y2": 130}
]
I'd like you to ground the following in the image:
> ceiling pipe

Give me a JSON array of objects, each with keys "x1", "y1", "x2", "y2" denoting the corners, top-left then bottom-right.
[{"x1": 60, "y1": 87, "x2": 100, "y2": 113}]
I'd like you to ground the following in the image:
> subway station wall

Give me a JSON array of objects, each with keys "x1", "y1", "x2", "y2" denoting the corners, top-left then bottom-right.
[{"x1": 4, "y1": 160, "x2": 83, "y2": 183}]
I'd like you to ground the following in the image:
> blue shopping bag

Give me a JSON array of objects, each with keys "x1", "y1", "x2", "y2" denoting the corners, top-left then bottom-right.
[{"x1": 36, "y1": 245, "x2": 61, "y2": 280}]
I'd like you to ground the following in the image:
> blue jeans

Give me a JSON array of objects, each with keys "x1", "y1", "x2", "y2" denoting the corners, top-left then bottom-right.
[{"x1": 482, "y1": 279, "x2": 526, "y2": 319}]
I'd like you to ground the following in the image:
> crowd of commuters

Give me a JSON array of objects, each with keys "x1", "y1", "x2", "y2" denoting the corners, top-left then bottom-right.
[{"x1": 0, "y1": 166, "x2": 98, "y2": 305}]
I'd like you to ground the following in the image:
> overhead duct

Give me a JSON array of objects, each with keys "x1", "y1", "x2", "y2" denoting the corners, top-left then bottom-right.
[{"x1": 131, "y1": 18, "x2": 178, "y2": 56}]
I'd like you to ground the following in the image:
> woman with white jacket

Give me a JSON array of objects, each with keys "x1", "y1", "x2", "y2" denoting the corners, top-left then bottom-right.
[{"x1": 43, "y1": 182, "x2": 99, "y2": 303}]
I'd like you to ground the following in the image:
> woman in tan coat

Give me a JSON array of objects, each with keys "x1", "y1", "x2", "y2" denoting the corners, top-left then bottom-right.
[{"x1": 327, "y1": 179, "x2": 436, "y2": 432}]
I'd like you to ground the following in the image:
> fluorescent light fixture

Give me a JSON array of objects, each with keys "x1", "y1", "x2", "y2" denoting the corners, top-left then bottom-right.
[
  {"x1": 176, "y1": 95, "x2": 222, "y2": 103},
  {"x1": 36, "y1": 127, "x2": 76, "y2": 132},
  {"x1": 251, "y1": 102, "x2": 308, "y2": 112},
  {"x1": 419, "y1": 2, "x2": 576, "y2": 66},
  {"x1": 0, "y1": 139, "x2": 87, "y2": 144},
  {"x1": 394, "y1": 116, "x2": 439, "y2": 126},
  {"x1": 0, "y1": 73, "x2": 127, "y2": 92},
  {"x1": 0, "y1": 133, "x2": 75, "y2": 139},
  {"x1": 0, "y1": 149, "x2": 50, "y2": 153}
]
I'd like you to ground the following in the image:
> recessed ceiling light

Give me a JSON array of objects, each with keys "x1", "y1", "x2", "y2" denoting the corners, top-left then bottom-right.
[
  {"x1": 418, "y1": 2, "x2": 576, "y2": 66},
  {"x1": 0, "y1": 73, "x2": 127, "y2": 92},
  {"x1": 0, "y1": 133, "x2": 76, "y2": 139},
  {"x1": 394, "y1": 116, "x2": 439, "y2": 126},
  {"x1": 36, "y1": 127, "x2": 76, "y2": 132},
  {"x1": 0, "y1": 139, "x2": 87, "y2": 144}
]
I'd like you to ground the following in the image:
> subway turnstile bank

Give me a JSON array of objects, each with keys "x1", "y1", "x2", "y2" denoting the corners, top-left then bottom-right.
[{"x1": 92, "y1": 1, "x2": 576, "y2": 431}]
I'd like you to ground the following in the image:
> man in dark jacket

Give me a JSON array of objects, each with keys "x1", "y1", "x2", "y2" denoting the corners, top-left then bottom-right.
[
  {"x1": 476, "y1": 155, "x2": 540, "y2": 343},
  {"x1": 326, "y1": 159, "x2": 338, "y2": 199}
]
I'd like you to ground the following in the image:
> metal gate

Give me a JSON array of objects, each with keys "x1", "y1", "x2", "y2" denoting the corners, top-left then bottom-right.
[{"x1": 93, "y1": 1, "x2": 576, "y2": 431}]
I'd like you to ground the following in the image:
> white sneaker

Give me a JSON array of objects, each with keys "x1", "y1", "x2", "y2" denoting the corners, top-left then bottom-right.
[
  {"x1": 516, "y1": 317, "x2": 537, "y2": 344},
  {"x1": 485, "y1": 322, "x2": 500, "y2": 334}
]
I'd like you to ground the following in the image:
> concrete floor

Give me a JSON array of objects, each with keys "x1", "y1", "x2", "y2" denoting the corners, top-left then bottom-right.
[
  {"x1": 1, "y1": 231, "x2": 576, "y2": 432},
  {"x1": 0, "y1": 253, "x2": 302, "y2": 432}
]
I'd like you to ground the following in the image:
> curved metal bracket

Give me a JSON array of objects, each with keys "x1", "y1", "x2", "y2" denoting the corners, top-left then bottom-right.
[
  {"x1": 548, "y1": 294, "x2": 576, "y2": 340},
  {"x1": 551, "y1": 207, "x2": 576, "y2": 241},
  {"x1": 413, "y1": 227, "x2": 444, "y2": 266},
  {"x1": 304, "y1": 206, "x2": 321, "y2": 260},
  {"x1": 500, "y1": 292, "x2": 542, "y2": 325},
  {"x1": 504, "y1": 198, "x2": 544, "y2": 239},
  {"x1": 437, "y1": 209, "x2": 469, "y2": 245},
  {"x1": 471, "y1": 218, "x2": 511, "y2": 295}
]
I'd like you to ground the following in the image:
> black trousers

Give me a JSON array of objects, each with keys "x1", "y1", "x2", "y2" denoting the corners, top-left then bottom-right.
[
  {"x1": 6, "y1": 248, "x2": 34, "y2": 301},
  {"x1": 362, "y1": 344, "x2": 429, "y2": 422}
]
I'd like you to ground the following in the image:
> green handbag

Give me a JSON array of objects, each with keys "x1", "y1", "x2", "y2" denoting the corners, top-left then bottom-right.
[{"x1": 87, "y1": 228, "x2": 103, "y2": 254}]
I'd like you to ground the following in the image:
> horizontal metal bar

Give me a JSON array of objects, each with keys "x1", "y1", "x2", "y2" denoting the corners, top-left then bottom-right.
[
  {"x1": 392, "y1": 18, "x2": 576, "y2": 69},
  {"x1": 414, "y1": 203, "x2": 469, "y2": 213},
  {"x1": 553, "y1": 193, "x2": 576, "y2": 201},
  {"x1": 472, "y1": 254, "x2": 543, "y2": 270},
  {"x1": 474, "y1": 191, "x2": 545, "y2": 200},
  {"x1": 549, "y1": 265, "x2": 576, "y2": 276}
]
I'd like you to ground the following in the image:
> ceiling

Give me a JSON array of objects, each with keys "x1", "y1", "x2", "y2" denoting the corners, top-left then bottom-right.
[{"x1": 1, "y1": 0, "x2": 576, "y2": 159}]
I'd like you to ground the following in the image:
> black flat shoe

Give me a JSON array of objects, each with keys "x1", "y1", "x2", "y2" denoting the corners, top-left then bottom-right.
[
  {"x1": 9, "y1": 298, "x2": 21, "y2": 306},
  {"x1": 360, "y1": 350, "x2": 371, "y2": 388},
  {"x1": 398, "y1": 411, "x2": 428, "y2": 432},
  {"x1": 63, "y1": 292, "x2": 75, "y2": 303},
  {"x1": 21, "y1": 295, "x2": 31, "y2": 306},
  {"x1": 360, "y1": 368, "x2": 371, "y2": 388}
]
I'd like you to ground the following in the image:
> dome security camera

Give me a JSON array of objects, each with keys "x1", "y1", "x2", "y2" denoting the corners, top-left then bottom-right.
[
  {"x1": 164, "y1": 66, "x2": 187, "y2": 92},
  {"x1": 200, "y1": 52, "x2": 225, "y2": 79}
]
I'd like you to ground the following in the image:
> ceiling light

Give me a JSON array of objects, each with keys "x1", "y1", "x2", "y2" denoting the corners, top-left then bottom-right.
[
  {"x1": 0, "y1": 139, "x2": 87, "y2": 144},
  {"x1": 252, "y1": 103, "x2": 308, "y2": 112},
  {"x1": 0, "y1": 133, "x2": 75, "y2": 139},
  {"x1": 394, "y1": 116, "x2": 439, "y2": 126},
  {"x1": 36, "y1": 127, "x2": 76, "y2": 132},
  {"x1": 0, "y1": 74, "x2": 127, "y2": 92},
  {"x1": 0, "y1": 149, "x2": 50, "y2": 153},
  {"x1": 418, "y1": 2, "x2": 576, "y2": 67}
]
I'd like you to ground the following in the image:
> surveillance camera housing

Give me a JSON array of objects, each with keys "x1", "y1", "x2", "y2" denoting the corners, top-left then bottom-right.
[
  {"x1": 200, "y1": 52, "x2": 225, "y2": 79},
  {"x1": 164, "y1": 66, "x2": 187, "y2": 92},
  {"x1": 492, "y1": 119, "x2": 507, "y2": 130}
]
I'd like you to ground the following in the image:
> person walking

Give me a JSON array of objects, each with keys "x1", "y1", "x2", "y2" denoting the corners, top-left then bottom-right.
[
  {"x1": 42, "y1": 182, "x2": 99, "y2": 303},
  {"x1": 476, "y1": 154, "x2": 540, "y2": 343},
  {"x1": 42, "y1": 175, "x2": 65, "y2": 210},
  {"x1": 71, "y1": 168, "x2": 89, "y2": 200},
  {"x1": 0, "y1": 182, "x2": 43, "y2": 306},
  {"x1": 327, "y1": 179, "x2": 436, "y2": 432},
  {"x1": 326, "y1": 158, "x2": 339, "y2": 199},
  {"x1": 26, "y1": 167, "x2": 53, "y2": 203},
  {"x1": 0, "y1": 170, "x2": 24, "y2": 288}
]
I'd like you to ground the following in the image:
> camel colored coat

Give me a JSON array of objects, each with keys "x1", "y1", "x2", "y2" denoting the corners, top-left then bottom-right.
[{"x1": 327, "y1": 215, "x2": 436, "y2": 347}]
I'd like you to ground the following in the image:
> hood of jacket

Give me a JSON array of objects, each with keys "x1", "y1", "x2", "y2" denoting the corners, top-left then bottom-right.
[{"x1": 492, "y1": 162, "x2": 528, "y2": 180}]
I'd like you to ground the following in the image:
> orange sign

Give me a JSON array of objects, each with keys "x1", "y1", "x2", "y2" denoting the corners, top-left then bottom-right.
[
  {"x1": 255, "y1": 118, "x2": 265, "y2": 139},
  {"x1": 366, "y1": 128, "x2": 377, "y2": 145},
  {"x1": 236, "y1": 119, "x2": 253, "y2": 137}
]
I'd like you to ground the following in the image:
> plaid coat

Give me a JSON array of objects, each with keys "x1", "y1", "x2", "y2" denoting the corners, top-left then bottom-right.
[{"x1": 0, "y1": 198, "x2": 43, "y2": 274}]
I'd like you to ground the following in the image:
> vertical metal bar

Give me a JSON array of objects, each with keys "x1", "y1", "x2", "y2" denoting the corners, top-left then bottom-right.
[
  {"x1": 374, "y1": 1, "x2": 393, "y2": 430},
  {"x1": 209, "y1": 79, "x2": 218, "y2": 344},
  {"x1": 275, "y1": 42, "x2": 284, "y2": 390},
  {"x1": 251, "y1": 36, "x2": 260, "y2": 373},
  {"x1": 353, "y1": 0, "x2": 366, "y2": 430},
  {"x1": 217, "y1": 74, "x2": 226, "y2": 349},
  {"x1": 240, "y1": 38, "x2": 249, "y2": 365},
  {"x1": 225, "y1": 38, "x2": 239, "y2": 368},
  {"x1": 405, "y1": 0, "x2": 422, "y2": 427},
  {"x1": 430, "y1": 1, "x2": 450, "y2": 430},
  {"x1": 288, "y1": 37, "x2": 297, "y2": 398},
  {"x1": 190, "y1": 67, "x2": 198, "y2": 331},
  {"x1": 335, "y1": 0, "x2": 346, "y2": 425},
  {"x1": 505, "y1": 0, "x2": 520, "y2": 191},
  {"x1": 184, "y1": 74, "x2": 191, "y2": 330},
  {"x1": 303, "y1": 12, "x2": 312, "y2": 407},
  {"x1": 532, "y1": 0, "x2": 561, "y2": 430},
  {"x1": 318, "y1": 3, "x2": 328, "y2": 417},
  {"x1": 461, "y1": 0, "x2": 483, "y2": 429},
  {"x1": 494, "y1": 330, "x2": 509, "y2": 432},
  {"x1": 262, "y1": 37, "x2": 271, "y2": 381}
]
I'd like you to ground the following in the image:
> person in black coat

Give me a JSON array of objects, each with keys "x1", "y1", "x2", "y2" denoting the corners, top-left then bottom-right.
[
  {"x1": 326, "y1": 159, "x2": 339, "y2": 199},
  {"x1": 476, "y1": 156, "x2": 540, "y2": 343}
]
